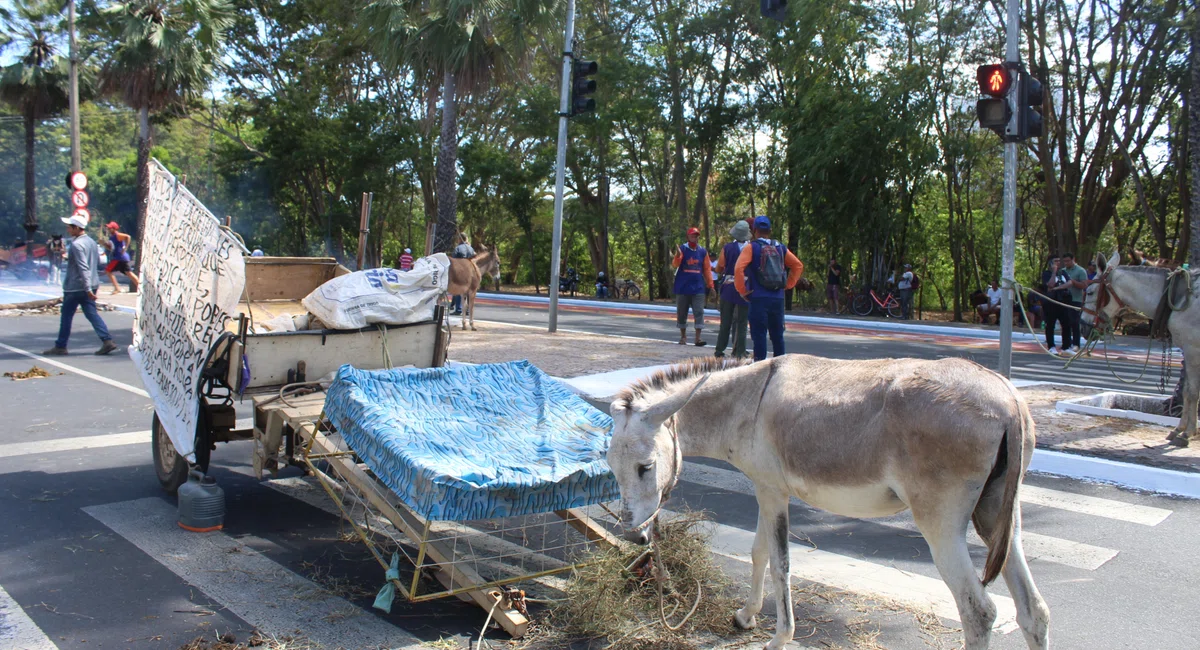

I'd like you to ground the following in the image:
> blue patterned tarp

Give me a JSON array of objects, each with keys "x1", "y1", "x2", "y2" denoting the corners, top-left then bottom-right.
[{"x1": 324, "y1": 361, "x2": 620, "y2": 521}]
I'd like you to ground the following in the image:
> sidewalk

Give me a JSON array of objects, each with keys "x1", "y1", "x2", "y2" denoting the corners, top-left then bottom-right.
[{"x1": 477, "y1": 291, "x2": 1174, "y2": 359}]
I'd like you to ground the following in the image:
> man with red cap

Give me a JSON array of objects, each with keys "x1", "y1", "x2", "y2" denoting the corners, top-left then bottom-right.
[
  {"x1": 102, "y1": 221, "x2": 139, "y2": 294},
  {"x1": 671, "y1": 226, "x2": 714, "y2": 346}
]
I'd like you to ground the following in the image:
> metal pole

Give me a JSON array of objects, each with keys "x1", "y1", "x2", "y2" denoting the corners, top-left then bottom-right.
[
  {"x1": 548, "y1": 0, "x2": 577, "y2": 333},
  {"x1": 998, "y1": 0, "x2": 1020, "y2": 377},
  {"x1": 357, "y1": 192, "x2": 373, "y2": 270},
  {"x1": 68, "y1": 0, "x2": 81, "y2": 173}
]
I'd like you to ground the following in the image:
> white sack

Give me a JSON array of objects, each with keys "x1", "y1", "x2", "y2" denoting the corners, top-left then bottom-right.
[{"x1": 301, "y1": 254, "x2": 450, "y2": 330}]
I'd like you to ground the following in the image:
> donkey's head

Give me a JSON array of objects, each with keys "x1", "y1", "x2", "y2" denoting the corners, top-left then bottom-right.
[
  {"x1": 476, "y1": 248, "x2": 501, "y2": 289},
  {"x1": 1081, "y1": 249, "x2": 1120, "y2": 337},
  {"x1": 607, "y1": 374, "x2": 709, "y2": 544}
]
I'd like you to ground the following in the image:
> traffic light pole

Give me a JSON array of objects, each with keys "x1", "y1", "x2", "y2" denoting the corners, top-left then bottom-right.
[
  {"x1": 998, "y1": 0, "x2": 1019, "y2": 377},
  {"x1": 548, "y1": 0, "x2": 577, "y2": 333},
  {"x1": 68, "y1": 0, "x2": 81, "y2": 173}
]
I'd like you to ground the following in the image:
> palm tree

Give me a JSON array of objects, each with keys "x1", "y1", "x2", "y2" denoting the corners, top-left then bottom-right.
[
  {"x1": 0, "y1": 1, "x2": 72, "y2": 242},
  {"x1": 363, "y1": 0, "x2": 560, "y2": 253},
  {"x1": 91, "y1": 0, "x2": 232, "y2": 258}
]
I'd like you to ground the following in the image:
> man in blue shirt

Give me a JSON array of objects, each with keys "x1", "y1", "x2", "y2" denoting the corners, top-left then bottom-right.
[
  {"x1": 734, "y1": 216, "x2": 805, "y2": 361},
  {"x1": 43, "y1": 216, "x2": 116, "y2": 356}
]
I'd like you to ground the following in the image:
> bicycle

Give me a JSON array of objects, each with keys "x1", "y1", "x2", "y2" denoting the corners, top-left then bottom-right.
[
  {"x1": 615, "y1": 278, "x2": 641, "y2": 301},
  {"x1": 850, "y1": 287, "x2": 904, "y2": 318}
]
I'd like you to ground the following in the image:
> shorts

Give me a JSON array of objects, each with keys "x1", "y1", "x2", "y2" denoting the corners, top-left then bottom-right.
[
  {"x1": 825, "y1": 284, "x2": 841, "y2": 300},
  {"x1": 106, "y1": 259, "x2": 131, "y2": 274}
]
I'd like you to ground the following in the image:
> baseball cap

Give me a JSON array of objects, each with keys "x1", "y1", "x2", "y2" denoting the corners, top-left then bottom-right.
[
  {"x1": 687, "y1": 227, "x2": 700, "y2": 236},
  {"x1": 753, "y1": 215, "x2": 772, "y2": 231},
  {"x1": 62, "y1": 215, "x2": 87, "y2": 229},
  {"x1": 404, "y1": 248, "x2": 411, "y2": 254},
  {"x1": 904, "y1": 263, "x2": 912, "y2": 268},
  {"x1": 106, "y1": 221, "x2": 120, "y2": 230}
]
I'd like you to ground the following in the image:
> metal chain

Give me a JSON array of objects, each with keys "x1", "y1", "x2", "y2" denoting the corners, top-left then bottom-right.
[{"x1": 1159, "y1": 333, "x2": 1173, "y2": 395}]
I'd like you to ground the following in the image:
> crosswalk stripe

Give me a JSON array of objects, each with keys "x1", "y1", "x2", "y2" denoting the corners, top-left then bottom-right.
[
  {"x1": 0, "y1": 431, "x2": 150, "y2": 459},
  {"x1": 680, "y1": 461, "x2": 1121, "y2": 571},
  {"x1": 0, "y1": 341, "x2": 149, "y2": 398},
  {"x1": 84, "y1": 497, "x2": 422, "y2": 650},
  {"x1": 1020, "y1": 484, "x2": 1171, "y2": 526},
  {"x1": 0, "y1": 420, "x2": 254, "y2": 461},
  {"x1": 671, "y1": 510, "x2": 1019, "y2": 634},
  {"x1": 0, "y1": 582, "x2": 57, "y2": 650}
]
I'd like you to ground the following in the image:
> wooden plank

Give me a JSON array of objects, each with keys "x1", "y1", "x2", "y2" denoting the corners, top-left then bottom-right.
[
  {"x1": 305, "y1": 430, "x2": 530, "y2": 637},
  {"x1": 244, "y1": 257, "x2": 340, "y2": 301},
  {"x1": 555, "y1": 508, "x2": 622, "y2": 549}
]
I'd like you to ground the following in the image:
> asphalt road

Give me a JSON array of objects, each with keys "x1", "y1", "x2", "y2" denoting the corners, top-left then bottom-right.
[{"x1": 0, "y1": 298, "x2": 1195, "y2": 649}]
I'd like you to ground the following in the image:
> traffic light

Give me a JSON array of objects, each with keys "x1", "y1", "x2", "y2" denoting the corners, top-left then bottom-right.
[
  {"x1": 761, "y1": 0, "x2": 787, "y2": 21},
  {"x1": 1018, "y1": 72, "x2": 1044, "y2": 139},
  {"x1": 570, "y1": 60, "x2": 598, "y2": 117},
  {"x1": 975, "y1": 64, "x2": 1013, "y2": 137}
]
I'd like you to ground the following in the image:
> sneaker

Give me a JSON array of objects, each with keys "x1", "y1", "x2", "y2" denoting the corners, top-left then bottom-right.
[
  {"x1": 1065, "y1": 346, "x2": 1080, "y2": 355},
  {"x1": 1047, "y1": 347, "x2": 1060, "y2": 356},
  {"x1": 95, "y1": 340, "x2": 118, "y2": 356},
  {"x1": 42, "y1": 346, "x2": 68, "y2": 356}
]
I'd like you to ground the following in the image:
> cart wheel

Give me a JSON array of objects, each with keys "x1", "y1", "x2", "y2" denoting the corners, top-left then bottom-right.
[{"x1": 152, "y1": 412, "x2": 189, "y2": 494}]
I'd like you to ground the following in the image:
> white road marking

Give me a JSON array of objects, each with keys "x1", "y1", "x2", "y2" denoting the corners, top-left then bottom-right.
[
  {"x1": 1020, "y1": 484, "x2": 1171, "y2": 526},
  {"x1": 0, "y1": 419, "x2": 252, "y2": 460},
  {"x1": 85, "y1": 497, "x2": 422, "y2": 650},
  {"x1": 0, "y1": 431, "x2": 150, "y2": 458},
  {"x1": 0, "y1": 582, "x2": 58, "y2": 650},
  {"x1": 673, "y1": 511, "x2": 1019, "y2": 633},
  {"x1": 681, "y1": 461, "x2": 1122, "y2": 571},
  {"x1": 0, "y1": 341, "x2": 148, "y2": 398}
]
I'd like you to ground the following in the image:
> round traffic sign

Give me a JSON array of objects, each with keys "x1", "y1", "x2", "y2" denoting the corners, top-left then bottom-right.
[
  {"x1": 68, "y1": 171, "x2": 88, "y2": 191},
  {"x1": 72, "y1": 207, "x2": 90, "y2": 222},
  {"x1": 71, "y1": 190, "x2": 89, "y2": 208}
]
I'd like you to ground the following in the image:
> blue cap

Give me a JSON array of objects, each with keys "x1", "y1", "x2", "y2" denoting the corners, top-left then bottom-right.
[{"x1": 753, "y1": 216, "x2": 772, "y2": 231}]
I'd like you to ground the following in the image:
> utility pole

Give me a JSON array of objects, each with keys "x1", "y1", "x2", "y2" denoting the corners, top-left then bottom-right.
[
  {"x1": 997, "y1": 0, "x2": 1019, "y2": 378},
  {"x1": 68, "y1": 0, "x2": 81, "y2": 173},
  {"x1": 357, "y1": 192, "x2": 373, "y2": 270},
  {"x1": 548, "y1": 0, "x2": 577, "y2": 333}
]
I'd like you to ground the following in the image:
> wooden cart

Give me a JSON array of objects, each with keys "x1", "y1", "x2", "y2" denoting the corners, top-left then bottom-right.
[{"x1": 151, "y1": 256, "x2": 449, "y2": 493}]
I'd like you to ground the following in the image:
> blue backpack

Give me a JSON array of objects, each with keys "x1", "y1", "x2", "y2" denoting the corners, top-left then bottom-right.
[{"x1": 754, "y1": 240, "x2": 787, "y2": 290}]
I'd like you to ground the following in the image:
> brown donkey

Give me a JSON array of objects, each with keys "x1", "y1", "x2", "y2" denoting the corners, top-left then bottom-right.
[{"x1": 447, "y1": 248, "x2": 500, "y2": 331}]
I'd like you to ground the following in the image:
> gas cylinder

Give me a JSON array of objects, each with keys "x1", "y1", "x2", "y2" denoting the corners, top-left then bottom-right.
[{"x1": 177, "y1": 470, "x2": 225, "y2": 532}]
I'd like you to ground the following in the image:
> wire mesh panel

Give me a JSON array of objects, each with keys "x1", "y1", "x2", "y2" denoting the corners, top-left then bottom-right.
[{"x1": 302, "y1": 422, "x2": 621, "y2": 605}]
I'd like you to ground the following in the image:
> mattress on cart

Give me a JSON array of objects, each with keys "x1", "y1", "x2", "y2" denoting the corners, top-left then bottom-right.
[{"x1": 324, "y1": 361, "x2": 620, "y2": 521}]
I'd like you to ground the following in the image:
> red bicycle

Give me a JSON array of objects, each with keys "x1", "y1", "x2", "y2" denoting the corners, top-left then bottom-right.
[{"x1": 851, "y1": 287, "x2": 904, "y2": 318}]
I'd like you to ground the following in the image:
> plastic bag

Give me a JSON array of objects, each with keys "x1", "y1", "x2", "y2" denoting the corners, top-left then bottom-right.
[{"x1": 301, "y1": 254, "x2": 450, "y2": 330}]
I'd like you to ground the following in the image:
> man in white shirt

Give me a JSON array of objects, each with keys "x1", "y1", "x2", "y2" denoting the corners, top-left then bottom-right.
[
  {"x1": 977, "y1": 280, "x2": 1003, "y2": 324},
  {"x1": 897, "y1": 263, "x2": 914, "y2": 319}
]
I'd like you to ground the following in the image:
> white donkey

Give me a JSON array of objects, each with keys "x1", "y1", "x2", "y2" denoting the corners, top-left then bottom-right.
[
  {"x1": 607, "y1": 356, "x2": 1049, "y2": 650},
  {"x1": 1081, "y1": 251, "x2": 1200, "y2": 446}
]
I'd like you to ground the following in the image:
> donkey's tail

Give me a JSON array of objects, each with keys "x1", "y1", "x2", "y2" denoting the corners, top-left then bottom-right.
[{"x1": 979, "y1": 380, "x2": 1031, "y2": 586}]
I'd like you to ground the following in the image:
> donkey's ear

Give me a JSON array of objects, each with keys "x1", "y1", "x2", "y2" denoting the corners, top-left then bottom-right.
[
  {"x1": 1109, "y1": 249, "x2": 1121, "y2": 268},
  {"x1": 1096, "y1": 252, "x2": 1108, "y2": 272},
  {"x1": 638, "y1": 376, "x2": 709, "y2": 426}
]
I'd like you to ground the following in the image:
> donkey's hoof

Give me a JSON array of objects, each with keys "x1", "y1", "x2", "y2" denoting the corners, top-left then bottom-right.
[
  {"x1": 1168, "y1": 434, "x2": 1190, "y2": 448},
  {"x1": 470, "y1": 325, "x2": 477, "y2": 331},
  {"x1": 734, "y1": 609, "x2": 756, "y2": 629}
]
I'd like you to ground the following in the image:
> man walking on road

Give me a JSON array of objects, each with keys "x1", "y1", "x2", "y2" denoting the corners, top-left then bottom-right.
[
  {"x1": 672, "y1": 227, "x2": 714, "y2": 346},
  {"x1": 735, "y1": 216, "x2": 804, "y2": 361},
  {"x1": 43, "y1": 215, "x2": 117, "y2": 356},
  {"x1": 714, "y1": 221, "x2": 751, "y2": 358}
]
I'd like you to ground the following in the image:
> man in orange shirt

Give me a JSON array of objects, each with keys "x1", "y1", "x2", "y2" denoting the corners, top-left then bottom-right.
[
  {"x1": 672, "y1": 226, "x2": 714, "y2": 346},
  {"x1": 734, "y1": 216, "x2": 804, "y2": 361}
]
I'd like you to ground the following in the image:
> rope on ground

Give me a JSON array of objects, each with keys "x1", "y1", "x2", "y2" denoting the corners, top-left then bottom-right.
[{"x1": 652, "y1": 538, "x2": 702, "y2": 632}]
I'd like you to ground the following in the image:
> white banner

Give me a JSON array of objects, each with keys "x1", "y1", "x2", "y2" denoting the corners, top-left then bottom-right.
[{"x1": 131, "y1": 160, "x2": 246, "y2": 461}]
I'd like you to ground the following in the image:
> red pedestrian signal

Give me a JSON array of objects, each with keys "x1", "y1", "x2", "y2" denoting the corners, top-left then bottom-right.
[{"x1": 977, "y1": 64, "x2": 1012, "y2": 97}]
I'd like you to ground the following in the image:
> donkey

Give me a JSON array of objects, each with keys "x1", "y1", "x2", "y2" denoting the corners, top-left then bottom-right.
[
  {"x1": 607, "y1": 356, "x2": 1049, "y2": 650},
  {"x1": 1081, "y1": 251, "x2": 1200, "y2": 446},
  {"x1": 447, "y1": 248, "x2": 501, "y2": 331}
]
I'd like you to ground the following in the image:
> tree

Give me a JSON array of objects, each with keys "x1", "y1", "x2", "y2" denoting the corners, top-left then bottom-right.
[
  {"x1": 0, "y1": 0, "x2": 72, "y2": 242},
  {"x1": 89, "y1": 0, "x2": 233, "y2": 262},
  {"x1": 363, "y1": 0, "x2": 560, "y2": 253}
]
